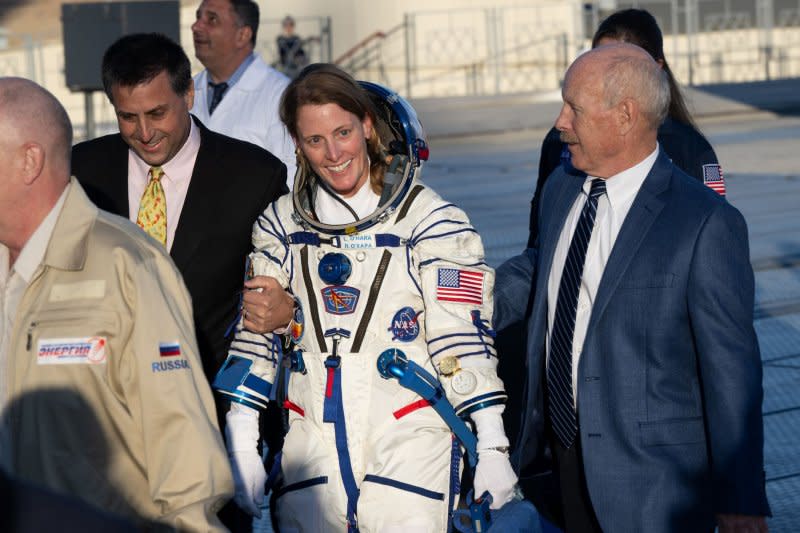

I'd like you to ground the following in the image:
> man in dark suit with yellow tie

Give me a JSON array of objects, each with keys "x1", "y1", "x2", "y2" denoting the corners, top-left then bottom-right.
[
  {"x1": 72, "y1": 33, "x2": 287, "y2": 383},
  {"x1": 72, "y1": 34, "x2": 288, "y2": 531},
  {"x1": 494, "y1": 43, "x2": 770, "y2": 532}
]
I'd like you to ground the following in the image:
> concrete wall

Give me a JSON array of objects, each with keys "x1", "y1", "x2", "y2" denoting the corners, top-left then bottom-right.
[{"x1": 251, "y1": 0, "x2": 547, "y2": 60}]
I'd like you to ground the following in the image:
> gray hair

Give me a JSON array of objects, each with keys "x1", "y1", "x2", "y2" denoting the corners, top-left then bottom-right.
[{"x1": 603, "y1": 53, "x2": 670, "y2": 130}]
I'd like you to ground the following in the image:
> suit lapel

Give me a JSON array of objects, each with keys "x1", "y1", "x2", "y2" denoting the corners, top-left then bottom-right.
[
  {"x1": 110, "y1": 136, "x2": 132, "y2": 217},
  {"x1": 519, "y1": 169, "x2": 585, "y2": 458},
  {"x1": 530, "y1": 170, "x2": 585, "y2": 348},
  {"x1": 170, "y1": 119, "x2": 219, "y2": 271},
  {"x1": 586, "y1": 151, "x2": 672, "y2": 333}
]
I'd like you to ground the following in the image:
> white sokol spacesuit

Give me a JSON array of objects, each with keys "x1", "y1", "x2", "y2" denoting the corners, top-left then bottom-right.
[{"x1": 214, "y1": 83, "x2": 514, "y2": 532}]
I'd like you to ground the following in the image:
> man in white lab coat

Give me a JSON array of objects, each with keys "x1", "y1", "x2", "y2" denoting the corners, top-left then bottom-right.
[{"x1": 190, "y1": 0, "x2": 296, "y2": 187}]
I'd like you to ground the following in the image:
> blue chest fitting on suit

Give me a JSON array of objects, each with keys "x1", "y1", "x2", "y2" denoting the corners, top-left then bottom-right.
[{"x1": 318, "y1": 252, "x2": 352, "y2": 285}]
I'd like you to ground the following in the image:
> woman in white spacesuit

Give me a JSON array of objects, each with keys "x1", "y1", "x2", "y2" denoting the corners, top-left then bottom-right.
[{"x1": 214, "y1": 63, "x2": 518, "y2": 532}]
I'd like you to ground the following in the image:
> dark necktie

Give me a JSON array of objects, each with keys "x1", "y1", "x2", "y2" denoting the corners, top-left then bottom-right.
[
  {"x1": 547, "y1": 178, "x2": 607, "y2": 449},
  {"x1": 208, "y1": 81, "x2": 229, "y2": 115}
]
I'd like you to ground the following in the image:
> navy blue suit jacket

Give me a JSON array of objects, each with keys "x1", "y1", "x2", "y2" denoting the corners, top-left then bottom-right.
[{"x1": 495, "y1": 150, "x2": 770, "y2": 532}]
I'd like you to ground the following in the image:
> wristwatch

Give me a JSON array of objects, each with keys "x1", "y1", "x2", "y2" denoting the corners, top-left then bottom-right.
[{"x1": 482, "y1": 446, "x2": 510, "y2": 454}]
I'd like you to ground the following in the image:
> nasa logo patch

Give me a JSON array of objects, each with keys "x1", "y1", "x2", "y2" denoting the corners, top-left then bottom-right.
[
  {"x1": 320, "y1": 286, "x2": 361, "y2": 315},
  {"x1": 389, "y1": 307, "x2": 422, "y2": 342}
]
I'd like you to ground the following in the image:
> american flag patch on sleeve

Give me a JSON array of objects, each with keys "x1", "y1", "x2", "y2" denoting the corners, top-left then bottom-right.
[
  {"x1": 436, "y1": 268, "x2": 484, "y2": 305},
  {"x1": 702, "y1": 164, "x2": 726, "y2": 196}
]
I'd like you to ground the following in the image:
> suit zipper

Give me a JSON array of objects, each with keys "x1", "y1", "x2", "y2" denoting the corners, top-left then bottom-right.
[
  {"x1": 26, "y1": 322, "x2": 36, "y2": 351},
  {"x1": 25, "y1": 315, "x2": 113, "y2": 351}
]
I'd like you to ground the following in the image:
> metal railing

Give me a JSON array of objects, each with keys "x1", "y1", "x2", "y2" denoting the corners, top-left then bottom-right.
[
  {"x1": 1, "y1": 0, "x2": 799, "y2": 132},
  {"x1": 335, "y1": 24, "x2": 405, "y2": 87},
  {"x1": 339, "y1": 0, "x2": 800, "y2": 98}
]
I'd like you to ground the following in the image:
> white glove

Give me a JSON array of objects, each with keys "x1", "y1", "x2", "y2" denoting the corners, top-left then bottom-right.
[
  {"x1": 225, "y1": 403, "x2": 266, "y2": 517},
  {"x1": 472, "y1": 405, "x2": 519, "y2": 510}
]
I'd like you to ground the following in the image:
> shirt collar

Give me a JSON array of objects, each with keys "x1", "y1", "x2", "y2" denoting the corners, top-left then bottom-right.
[
  {"x1": 211, "y1": 52, "x2": 255, "y2": 88},
  {"x1": 130, "y1": 118, "x2": 200, "y2": 184},
  {"x1": 12, "y1": 182, "x2": 71, "y2": 283},
  {"x1": 584, "y1": 143, "x2": 659, "y2": 212}
]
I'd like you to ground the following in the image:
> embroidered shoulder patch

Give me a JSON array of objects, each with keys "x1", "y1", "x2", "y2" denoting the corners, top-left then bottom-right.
[
  {"x1": 389, "y1": 307, "x2": 422, "y2": 342},
  {"x1": 436, "y1": 268, "x2": 484, "y2": 305},
  {"x1": 321, "y1": 286, "x2": 361, "y2": 315},
  {"x1": 37, "y1": 337, "x2": 107, "y2": 365},
  {"x1": 702, "y1": 164, "x2": 726, "y2": 196},
  {"x1": 159, "y1": 342, "x2": 181, "y2": 357}
]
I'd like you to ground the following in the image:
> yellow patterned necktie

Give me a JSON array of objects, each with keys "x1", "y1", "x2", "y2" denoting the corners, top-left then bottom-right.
[{"x1": 136, "y1": 166, "x2": 167, "y2": 246}]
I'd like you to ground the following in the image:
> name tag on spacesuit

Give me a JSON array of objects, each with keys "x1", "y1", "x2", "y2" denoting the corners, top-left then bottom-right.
[
  {"x1": 336, "y1": 234, "x2": 376, "y2": 250},
  {"x1": 37, "y1": 337, "x2": 107, "y2": 365}
]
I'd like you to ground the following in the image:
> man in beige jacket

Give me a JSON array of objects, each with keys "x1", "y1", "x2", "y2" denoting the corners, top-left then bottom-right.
[{"x1": 0, "y1": 77, "x2": 233, "y2": 531}]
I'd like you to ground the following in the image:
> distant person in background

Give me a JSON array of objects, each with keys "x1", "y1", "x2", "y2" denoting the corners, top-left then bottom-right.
[
  {"x1": 191, "y1": 0, "x2": 297, "y2": 187},
  {"x1": 276, "y1": 15, "x2": 308, "y2": 79},
  {"x1": 530, "y1": 8, "x2": 725, "y2": 248}
]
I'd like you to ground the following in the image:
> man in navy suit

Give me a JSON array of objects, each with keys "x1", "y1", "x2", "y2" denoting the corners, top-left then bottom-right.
[{"x1": 494, "y1": 43, "x2": 770, "y2": 532}]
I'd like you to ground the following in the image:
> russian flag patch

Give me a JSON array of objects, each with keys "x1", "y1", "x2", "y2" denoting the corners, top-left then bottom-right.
[{"x1": 159, "y1": 342, "x2": 181, "y2": 357}]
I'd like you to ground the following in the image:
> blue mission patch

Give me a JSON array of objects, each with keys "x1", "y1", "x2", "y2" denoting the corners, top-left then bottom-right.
[
  {"x1": 389, "y1": 307, "x2": 422, "y2": 342},
  {"x1": 320, "y1": 286, "x2": 360, "y2": 315}
]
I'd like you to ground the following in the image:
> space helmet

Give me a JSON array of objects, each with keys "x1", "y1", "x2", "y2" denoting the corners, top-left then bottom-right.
[{"x1": 291, "y1": 80, "x2": 429, "y2": 235}]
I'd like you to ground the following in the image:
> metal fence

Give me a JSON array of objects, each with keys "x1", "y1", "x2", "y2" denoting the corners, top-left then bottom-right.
[
  {"x1": 338, "y1": 0, "x2": 800, "y2": 98},
  {"x1": 1, "y1": 0, "x2": 799, "y2": 126}
]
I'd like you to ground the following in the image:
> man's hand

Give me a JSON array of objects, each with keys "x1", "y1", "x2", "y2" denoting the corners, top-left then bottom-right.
[
  {"x1": 242, "y1": 276, "x2": 294, "y2": 334},
  {"x1": 717, "y1": 514, "x2": 768, "y2": 533}
]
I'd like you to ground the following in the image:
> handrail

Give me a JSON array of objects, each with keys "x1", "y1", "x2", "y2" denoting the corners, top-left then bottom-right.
[
  {"x1": 408, "y1": 33, "x2": 568, "y2": 88},
  {"x1": 334, "y1": 23, "x2": 405, "y2": 65},
  {"x1": 334, "y1": 31, "x2": 386, "y2": 65}
]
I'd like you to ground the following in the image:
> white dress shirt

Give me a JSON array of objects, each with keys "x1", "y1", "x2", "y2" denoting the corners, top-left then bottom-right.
[
  {"x1": 191, "y1": 53, "x2": 296, "y2": 189},
  {"x1": 546, "y1": 146, "x2": 659, "y2": 404},
  {"x1": 0, "y1": 183, "x2": 70, "y2": 410},
  {"x1": 127, "y1": 119, "x2": 201, "y2": 251}
]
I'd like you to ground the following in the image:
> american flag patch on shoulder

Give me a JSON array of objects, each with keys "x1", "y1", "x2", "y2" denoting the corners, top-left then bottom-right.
[
  {"x1": 436, "y1": 268, "x2": 484, "y2": 305},
  {"x1": 702, "y1": 164, "x2": 726, "y2": 196}
]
